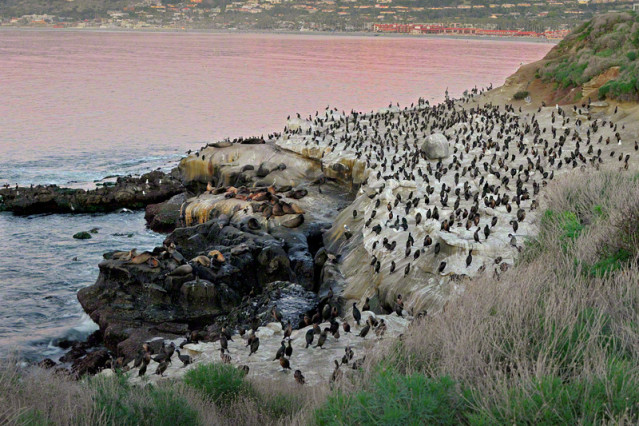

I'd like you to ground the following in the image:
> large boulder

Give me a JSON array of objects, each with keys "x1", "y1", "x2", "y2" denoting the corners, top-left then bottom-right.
[
  {"x1": 145, "y1": 192, "x2": 188, "y2": 233},
  {"x1": 421, "y1": 133, "x2": 450, "y2": 159}
]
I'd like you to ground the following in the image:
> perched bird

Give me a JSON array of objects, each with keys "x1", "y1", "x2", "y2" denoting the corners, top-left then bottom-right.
[
  {"x1": 316, "y1": 328, "x2": 328, "y2": 349},
  {"x1": 342, "y1": 321, "x2": 351, "y2": 333},
  {"x1": 238, "y1": 365, "x2": 249, "y2": 376},
  {"x1": 176, "y1": 349, "x2": 191, "y2": 367},
  {"x1": 359, "y1": 323, "x2": 370, "y2": 338},
  {"x1": 274, "y1": 341, "x2": 286, "y2": 361},
  {"x1": 330, "y1": 360, "x2": 342, "y2": 384},
  {"x1": 352, "y1": 303, "x2": 361, "y2": 326},
  {"x1": 155, "y1": 360, "x2": 169, "y2": 377},
  {"x1": 305, "y1": 328, "x2": 314, "y2": 348},
  {"x1": 294, "y1": 369, "x2": 305, "y2": 385},
  {"x1": 362, "y1": 298, "x2": 370, "y2": 312},
  {"x1": 285, "y1": 339, "x2": 293, "y2": 357},
  {"x1": 220, "y1": 348, "x2": 232, "y2": 364},
  {"x1": 249, "y1": 337, "x2": 260, "y2": 356},
  {"x1": 279, "y1": 356, "x2": 292, "y2": 371},
  {"x1": 283, "y1": 321, "x2": 292, "y2": 339}
]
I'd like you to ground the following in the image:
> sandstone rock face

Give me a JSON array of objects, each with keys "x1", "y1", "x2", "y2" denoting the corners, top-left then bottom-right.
[
  {"x1": 582, "y1": 66, "x2": 620, "y2": 100},
  {"x1": 420, "y1": 133, "x2": 450, "y2": 159}
]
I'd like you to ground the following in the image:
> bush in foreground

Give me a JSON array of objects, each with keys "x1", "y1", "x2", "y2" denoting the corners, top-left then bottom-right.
[{"x1": 315, "y1": 369, "x2": 466, "y2": 425}]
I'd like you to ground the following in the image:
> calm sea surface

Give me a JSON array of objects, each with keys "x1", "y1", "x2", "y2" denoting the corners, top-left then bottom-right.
[{"x1": 0, "y1": 30, "x2": 552, "y2": 359}]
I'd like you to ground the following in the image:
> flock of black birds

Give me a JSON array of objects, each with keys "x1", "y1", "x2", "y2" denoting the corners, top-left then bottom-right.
[
  {"x1": 106, "y1": 341, "x2": 193, "y2": 378},
  {"x1": 113, "y1": 289, "x2": 392, "y2": 386},
  {"x1": 281, "y1": 90, "x2": 633, "y2": 281},
  {"x1": 112, "y1": 90, "x2": 636, "y2": 387},
  {"x1": 210, "y1": 290, "x2": 389, "y2": 386}
]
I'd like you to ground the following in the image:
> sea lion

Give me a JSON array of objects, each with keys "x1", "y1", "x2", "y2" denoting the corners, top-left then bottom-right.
[
  {"x1": 208, "y1": 250, "x2": 225, "y2": 263},
  {"x1": 251, "y1": 191, "x2": 270, "y2": 202},
  {"x1": 287, "y1": 189, "x2": 308, "y2": 199},
  {"x1": 282, "y1": 214, "x2": 304, "y2": 228},
  {"x1": 191, "y1": 255, "x2": 210, "y2": 267},
  {"x1": 272, "y1": 202, "x2": 284, "y2": 216},
  {"x1": 168, "y1": 264, "x2": 193, "y2": 277},
  {"x1": 212, "y1": 141, "x2": 232, "y2": 148},
  {"x1": 113, "y1": 249, "x2": 137, "y2": 261},
  {"x1": 128, "y1": 252, "x2": 153, "y2": 265}
]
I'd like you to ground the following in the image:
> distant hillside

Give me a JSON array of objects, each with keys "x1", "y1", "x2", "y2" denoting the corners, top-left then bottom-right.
[
  {"x1": 0, "y1": 0, "x2": 130, "y2": 19},
  {"x1": 538, "y1": 12, "x2": 639, "y2": 102}
]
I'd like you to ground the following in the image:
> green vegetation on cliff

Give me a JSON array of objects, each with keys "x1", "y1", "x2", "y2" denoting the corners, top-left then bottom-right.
[{"x1": 539, "y1": 12, "x2": 639, "y2": 101}]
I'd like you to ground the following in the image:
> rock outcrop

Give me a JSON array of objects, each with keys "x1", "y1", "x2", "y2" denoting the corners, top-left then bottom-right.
[
  {"x1": 420, "y1": 133, "x2": 450, "y2": 159},
  {"x1": 77, "y1": 211, "x2": 333, "y2": 360},
  {"x1": 0, "y1": 170, "x2": 183, "y2": 216}
]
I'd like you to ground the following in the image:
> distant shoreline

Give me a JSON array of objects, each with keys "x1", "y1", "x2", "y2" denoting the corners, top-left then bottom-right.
[{"x1": 0, "y1": 26, "x2": 560, "y2": 44}]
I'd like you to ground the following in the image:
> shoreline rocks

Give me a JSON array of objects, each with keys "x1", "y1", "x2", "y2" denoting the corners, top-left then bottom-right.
[{"x1": 0, "y1": 170, "x2": 183, "y2": 216}]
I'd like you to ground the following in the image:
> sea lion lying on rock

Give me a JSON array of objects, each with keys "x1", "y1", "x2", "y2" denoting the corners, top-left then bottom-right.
[
  {"x1": 191, "y1": 255, "x2": 210, "y2": 267},
  {"x1": 208, "y1": 250, "x2": 225, "y2": 263},
  {"x1": 287, "y1": 189, "x2": 308, "y2": 199},
  {"x1": 282, "y1": 214, "x2": 304, "y2": 228},
  {"x1": 168, "y1": 264, "x2": 193, "y2": 277}
]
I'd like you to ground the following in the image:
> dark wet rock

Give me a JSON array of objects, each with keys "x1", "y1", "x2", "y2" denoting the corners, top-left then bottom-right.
[
  {"x1": 331, "y1": 163, "x2": 350, "y2": 173},
  {"x1": 217, "y1": 281, "x2": 319, "y2": 332},
  {"x1": 59, "y1": 345, "x2": 87, "y2": 363},
  {"x1": 145, "y1": 192, "x2": 188, "y2": 233},
  {"x1": 73, "y1": 231, "x2": 92, "y2": 240},
  {"x1": 365, "y1": 294, "x2": 384, "y2": 315},
  {"x1": 78, "y1": 215, "x2": 325, "y2": 358},
  {"x1": 271, "y1": 228, "x2": 314, "y2": 291},
  {"x1": 71, "y1": 349, "x2": 109, "y2": 377},
  {"x1": 0, "y1": 170, "x2": 183, "y2": 216},
  {"x1": 37, "y1": 358, "x2": 57, "y2": 369}
]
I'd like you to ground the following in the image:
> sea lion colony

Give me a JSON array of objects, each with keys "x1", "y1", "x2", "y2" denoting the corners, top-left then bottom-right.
[{"x1": 276, "y1": 89, "x2": 634, "y2": 311}]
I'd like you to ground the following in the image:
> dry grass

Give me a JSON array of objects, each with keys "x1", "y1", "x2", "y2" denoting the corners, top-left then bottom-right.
[
  {"x1": 0, "y1": 358, "x2": 328, "y2": 426},
  {"x1": 380, "y1": 171, "x2": 639, "y2": 423}
]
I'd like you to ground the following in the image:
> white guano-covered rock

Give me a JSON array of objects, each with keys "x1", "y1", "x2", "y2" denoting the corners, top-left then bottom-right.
[{"x1": 421, "y1": 133, "x2": 450, "y2": 159}]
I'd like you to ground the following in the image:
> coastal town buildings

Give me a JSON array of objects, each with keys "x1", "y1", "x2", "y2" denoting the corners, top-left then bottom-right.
[{"x1": 0, "y1": 0, "x2": 635, "y2": 34}]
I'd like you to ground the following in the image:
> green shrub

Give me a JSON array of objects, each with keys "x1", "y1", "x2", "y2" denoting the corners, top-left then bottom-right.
[
  {"x1": 542, "y1": 210, "x2": 584, "y2": 243},
  {"x1": 90, "y1": 374, "x2": 199, "y2": 426},
  {"x1": 595, "y1": 48, "x2": 614, "y2": 57},
  {"x1": 584, "y1": 247, "x2": 632, "y2": 277},
  {"x1": 314, "y1": 369, "x2": 467, "y2": 425},
  {"x1": 468, "y1": 361, "x2": 639, "y2": 424},
  {"x1": 627, "y1": 51, "x2": 638, "y2": 61},
  {"x1": 513, "y1": 90, "x2": 529, "y2": 100},
  {"x1": 184, "y1": 363, "x2": 249, "y2": 404}
]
